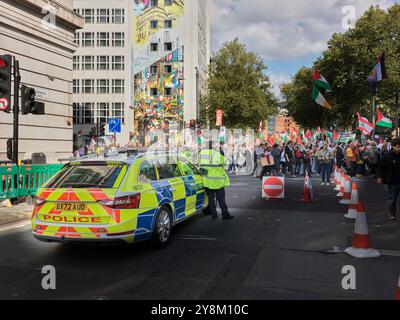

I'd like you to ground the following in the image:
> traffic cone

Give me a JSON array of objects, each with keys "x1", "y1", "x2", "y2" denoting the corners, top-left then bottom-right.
[
  {"x1": 337, "y1": 174, "x2": 345, "y2": 197},
  {"x1": 334, "y1": 170, "x2": 342, "y2": 191},
  {"x1": 340, "y1": 176, "x2": 352, "y2": 204},
  {"x1": 300, "y1": 172, "x2": 315, "y2": 202},
  {"x1": 344, "y1": 202, "x2": 380, "y2": 259},
  {"x1": 396, "y1": 275, "x2": 400, "y2": 300},
  {"x1": 344, "y1": 183, "x2": 359, "y2": 219}
]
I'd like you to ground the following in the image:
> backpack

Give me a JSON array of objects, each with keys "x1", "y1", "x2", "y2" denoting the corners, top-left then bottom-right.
[{"x1": 295, "y1": 150, "x2": 304, "y2": 159}]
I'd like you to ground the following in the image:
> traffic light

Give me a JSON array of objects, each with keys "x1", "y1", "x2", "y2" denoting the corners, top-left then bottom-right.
[
  {"x1": 6, "y1": 139, "x2": 13, "y2": 160},
  {"x1": 98, "y1": 123, "x2": 106, "y2": 136},
  {"x1": 0, "y1": 55, "x2": 12, "y2": 113},
  {"x1": 21, "y1": 85, "x2": 45, "y2": 115}
]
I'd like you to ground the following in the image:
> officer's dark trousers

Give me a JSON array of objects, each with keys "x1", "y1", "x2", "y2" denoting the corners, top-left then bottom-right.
[{"x1": 205, "y1": 188, "x2": 230, "y2": 218}]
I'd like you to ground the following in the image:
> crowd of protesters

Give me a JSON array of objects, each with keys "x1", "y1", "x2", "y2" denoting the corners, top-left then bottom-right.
[
  {"x1": 249, "y1": 137, "x2": 395, "y2": 182},
  {"x1": 248, "y1": 136, "x2": 400, "y2": 220}
]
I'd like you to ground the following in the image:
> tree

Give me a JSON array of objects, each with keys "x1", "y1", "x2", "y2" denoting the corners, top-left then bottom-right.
[
  {"x1": 281, "y1": 4, "x2": 400, "y2": 130},
  {"x1": 200, "y1": 39, "x2": 276, "y2": 129}
]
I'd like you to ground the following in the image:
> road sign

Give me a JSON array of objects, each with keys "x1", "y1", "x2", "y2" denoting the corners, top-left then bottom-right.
[
  {"x1": 262, "y1": 176, "x2": 285, "y2": 199},
  {"x1": 108, "y1": 118, "x2": 121, "y2": 133},
  {"x1": 216, "y1": 109, "x2": 223, "y2": 127},
  {"x1": 0, "y1": 97, "x2": 9, "y2": 111}
]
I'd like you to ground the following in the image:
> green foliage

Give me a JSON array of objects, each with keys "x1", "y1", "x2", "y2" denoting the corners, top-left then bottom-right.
[
  {"x1": 200, "y1": 39, "x2": 277, "y2": 129},
  {"x1": 281, "y1": 4, "x2": 400, "y2": 129}
]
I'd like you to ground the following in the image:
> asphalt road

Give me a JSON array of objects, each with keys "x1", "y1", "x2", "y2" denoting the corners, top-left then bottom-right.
[{"x1": 0, "y1": 174, "x2": 399, "y2": 300}]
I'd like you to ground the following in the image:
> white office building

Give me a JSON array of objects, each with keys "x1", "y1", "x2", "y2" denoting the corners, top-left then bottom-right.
[
  {"x1": 72, "y1": 0, "x2": 133, "y2": 147},
  {"x1": 73, "y1": 0, "x2": 210, "y2": 148}
]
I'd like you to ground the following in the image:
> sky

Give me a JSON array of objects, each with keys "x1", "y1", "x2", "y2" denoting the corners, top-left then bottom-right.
[{"x1": 210, "y1": 0, "x2": 398, "y2": 98}]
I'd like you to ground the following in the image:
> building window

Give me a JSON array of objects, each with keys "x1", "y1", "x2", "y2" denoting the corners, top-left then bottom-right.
[
  {"x1": 73, "y1": 79, "x2": 79, "y2": 94},
  {"x1": 112, "y1": 103, "x2": 125, "y2": 123},
  {"x1": 73, "y1": 9, "x2": 80, "y2": 15},
  {"x1": 82, "y1": 9, "x2": 94, "y2": 23},
  {"x1": 97, "y1": 56, "x2": 109, "y2": 70},
  {"x1": 112, "y1": 79, "x2": 125, "y2": 94},
  {"x1": 164, "y1": 42, "x2": 172, "y2": 51},
  {"x1": 164, "y1": 65, "x2": 172, "y2": 74},
  {"x1": 97, "y1": 103, "x2": 110, "y2": 124},
  {"x1": 97, "y1": 79, "x2": 110, "y2": 94},
  {"x1": 82, "y1": 103, "x2": 95, "y2": 124},
  {"x1": 164, "y1": 20, "x2": 172, "y2": 28},
  {"x1": 112, "y1": 56, "x2": 125, "y2": 70},
  {"x1": 150, "y1": 65, "x2": 158, "y2": 74},
  {"x1": 97, "y1": 32, "x2": 109, "y2": 47},
  {"x1": 150, "y1": 20, "x2": 158, "y2": 29},
  {"x1": 73, "y1": 103, "x2": 80, "y2": 124},
  {"x1": 164, "y1": 87, "x2": 172, "y2": 96},
  {"x1": 112, "y1": 32, "x2": 125, "y2": 47},
  {"x1": 83, "y1": 79, "x2": 94, "y2": 94},
  {"x1": 73, "y1": 56, "x2": 80, "y2": 70},
  {"x1": 74, "y1": 32, "x2": 80, "y2": 46},
  {"x1": 82, "y1": 32, "x2": 94, "y2": 47},
  {"x1": 150, "y1": 43, "x2": 158, "y2": 52},
  {"x1": 151, "y1": 0, "x2": 158, "y2": 6},
  {"x1": 165, "y1": 0, "x2": 172, "y2": 5},
  {"x1": 82, "y1": 56, "x2": 94, "y2": 70},
  {"x1": 150, "y1": 88, "x2": 158, "y2": 96},
  {"x1": 97, "y1": 9, "x2": 110, "y2": 23},
  {"x1": 112, "y1": 9, "x2": 125, "y2": 23}
]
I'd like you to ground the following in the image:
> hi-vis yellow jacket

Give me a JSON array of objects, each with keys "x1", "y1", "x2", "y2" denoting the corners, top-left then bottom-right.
[{"x1": 199, "y1": 149, "x2": 230, "y2": 190}]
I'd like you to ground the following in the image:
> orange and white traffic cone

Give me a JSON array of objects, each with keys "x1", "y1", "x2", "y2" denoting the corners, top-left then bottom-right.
[
  {"x1": 337, "y1": 174, "x2": 345, "y2": 197},
  {"x1": 344, "y1": 183, "x2": 359, "y2": 219},
  {"x1": 344, "y1": 202, "x2": 380, "y2": 259},
  {"x1": 396, "y1": 275, "x2": 400, "y2": 300},
  {"x1": 300, "y1": 172, "x2": 315, "y2": 202},
  {"x1": 340, "y1": 176, "x2": 352, "y2": 204},
  {"x1": 334, "y1": 170, "x2": 342, "y2": 191}
]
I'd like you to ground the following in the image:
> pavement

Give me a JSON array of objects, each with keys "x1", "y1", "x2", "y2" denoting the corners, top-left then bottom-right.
[
  {"x1": 0, "y1": 174, "x2": 399, "y2": 300},
  {"x1": 0, "y1": 202, "x2": 32, "y2": 230}
]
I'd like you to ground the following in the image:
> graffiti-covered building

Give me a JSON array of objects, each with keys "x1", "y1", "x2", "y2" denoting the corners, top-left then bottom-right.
[{"x1": 133, "y1": 0, "x2": 210, "y2": 145}]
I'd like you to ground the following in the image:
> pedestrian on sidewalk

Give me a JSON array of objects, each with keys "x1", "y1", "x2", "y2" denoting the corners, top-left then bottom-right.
[{"x1": 377, "y1": 138, "x2": 400, "y2": 220}]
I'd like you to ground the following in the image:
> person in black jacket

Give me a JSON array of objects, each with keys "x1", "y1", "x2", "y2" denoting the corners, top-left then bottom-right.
[{"x1": 377, "y1": 138, "x2": 400, "y2": 220}]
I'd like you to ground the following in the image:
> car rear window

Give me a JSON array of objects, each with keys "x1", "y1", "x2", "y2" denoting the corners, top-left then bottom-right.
[{"x1": 45, "y1": 162, "x2": 126, "y2": 189}]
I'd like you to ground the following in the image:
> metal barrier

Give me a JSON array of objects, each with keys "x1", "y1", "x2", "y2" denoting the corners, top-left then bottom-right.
[{"x1": 0, "y1": 164, "x2": 64, "y2": 201}]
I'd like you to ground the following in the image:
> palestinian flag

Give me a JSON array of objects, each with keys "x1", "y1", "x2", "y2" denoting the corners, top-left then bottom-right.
[
  {"x1": 357, "y1": 113, "x2": 375, "y2": 135},
  {"x1": 306, "y1": 129, "x2": 313, "y2": 140},
  {"x1": 313, "y1": 68, "x2": 333, "y2": 92},
  {"x1": 312, "y1": 85, "x2": 332, "y2": 109},
  {"x1": 267, "y1": 135, "x2": 275, "y2": 146},
  {"x1": 376, "y1": 109, "x2": 393, "y2": 128},
  {"x1": 333, "y1": 130, "x2": 340, "y2": 142},
  {"x1": 368, "y1": 52, "x2": 387, "y2": 95},
  {"x1": 258, "y1": 121, "x2": 263, "y2": 134}
]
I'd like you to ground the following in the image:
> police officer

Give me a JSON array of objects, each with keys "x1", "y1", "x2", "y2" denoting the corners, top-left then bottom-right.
[{"x1": 199, "y1": 141, "x2": 234, "y2": 221}]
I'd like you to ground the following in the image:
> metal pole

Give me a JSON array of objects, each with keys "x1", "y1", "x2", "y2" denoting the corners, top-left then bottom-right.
[
  {"x1": 13, "y1": 59, "x2": 20, "y2": 165},
  {"x1": 395, "y1": 92, "x2": 399, "y2": 138},
  {"x1": 372, "y1": 94, "x2": 376, "y2": 140}
]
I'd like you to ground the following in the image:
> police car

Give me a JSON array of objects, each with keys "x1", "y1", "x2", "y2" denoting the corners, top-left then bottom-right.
[{"x1": 31, "y1": 152, "x2": 208, "y2": 247}]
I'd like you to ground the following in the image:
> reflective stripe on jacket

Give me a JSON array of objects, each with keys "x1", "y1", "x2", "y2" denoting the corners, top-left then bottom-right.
[{"x1": 199, "y1": 149, "x2": 230, "y2": 190}]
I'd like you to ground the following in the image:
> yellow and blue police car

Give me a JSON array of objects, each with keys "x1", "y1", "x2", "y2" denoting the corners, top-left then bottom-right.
[{"x1": 31, "y1": 152, "x2": 208, "y2": 247}]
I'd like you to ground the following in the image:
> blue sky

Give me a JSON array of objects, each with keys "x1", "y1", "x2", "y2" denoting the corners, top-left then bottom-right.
[{"x1": 211, "y1": 0, "x2": 398, "y2": 98}]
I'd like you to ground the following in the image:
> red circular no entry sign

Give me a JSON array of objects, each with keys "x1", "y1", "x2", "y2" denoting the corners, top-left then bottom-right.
[{"x1": 263, "y1": 177, "x2": 284, "y2": 198}]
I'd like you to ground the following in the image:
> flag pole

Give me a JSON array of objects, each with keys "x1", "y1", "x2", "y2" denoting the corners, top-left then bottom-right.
[{"x1": 372, "y1": 94, "x2": 376, "y2": 139}]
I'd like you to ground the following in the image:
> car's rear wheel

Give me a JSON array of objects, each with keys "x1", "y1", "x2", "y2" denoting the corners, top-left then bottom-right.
[{"x1": 151, "y1": 206, "x2": 172, "y2": 248}]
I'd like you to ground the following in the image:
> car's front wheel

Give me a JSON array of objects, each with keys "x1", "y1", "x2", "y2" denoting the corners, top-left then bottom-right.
[{"x1": 151, "y1": 206, "x2": 172, "y2": 248}]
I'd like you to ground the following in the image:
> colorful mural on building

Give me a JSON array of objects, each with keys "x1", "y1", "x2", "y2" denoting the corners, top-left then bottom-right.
[{"x1": 133, "y1": 0, "x2": 185, "y2": 145}]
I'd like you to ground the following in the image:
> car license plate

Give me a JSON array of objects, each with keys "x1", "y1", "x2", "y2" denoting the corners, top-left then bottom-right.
[{"x1": 55, "y1": 203, "x2": 88, "y2": 212}]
